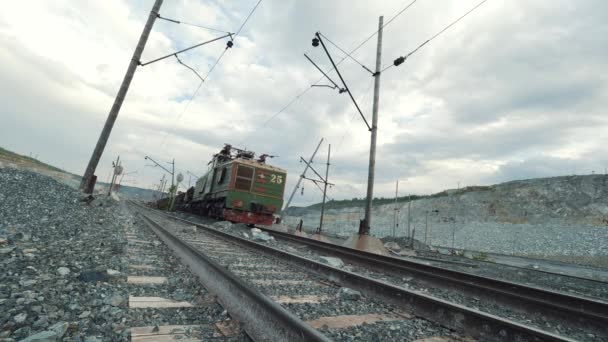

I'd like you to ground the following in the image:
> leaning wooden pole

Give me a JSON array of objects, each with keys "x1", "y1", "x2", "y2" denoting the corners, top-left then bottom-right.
[{"x1": 80, "y1": 0, "x2": 163, "y2": 193}]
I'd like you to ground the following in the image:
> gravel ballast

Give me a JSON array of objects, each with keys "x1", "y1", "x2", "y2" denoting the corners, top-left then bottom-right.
[
  {"x1": 136, "y1": 207, "x2": 469, "y2": 342},
  {"x1": 163, "y1": 210, "x2": 606, "y2": 341},
  {"x1": 0, "y1": 168, "x2": 249, "y2": 341},
  {"x1": 0, "y1": 167, "x2": 129, "y2": 341}
]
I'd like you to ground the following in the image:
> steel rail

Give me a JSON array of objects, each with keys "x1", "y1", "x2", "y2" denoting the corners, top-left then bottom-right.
[
  {"x1": 138, "y1": 208, "x2": 577, "y2": 342},
  {"x1": 250, "y1": 224, "x2": 608, "y2": 336},
  {"x1": 135, "y1": 209, "x2": 331, "y2": 342},
  {"x1": 418, "y1": 247, "x2": 608, "y2": 284}
]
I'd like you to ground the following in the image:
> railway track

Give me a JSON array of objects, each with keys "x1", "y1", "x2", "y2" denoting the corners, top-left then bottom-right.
[
  {"x1": 413, "y1": 247, "x2": 608, "y2": 284},
  {"x1": 122, "y1": 203, "x2": 249, "y2": 341},
  {"x1": 256, "y1": 225, "x2": 608, "y2": 341},
  {"x1": 244, "y1": 225, "x2": 608, "y2": 336},
  {"x1": 160, "y1": 209, "x2": 607, "y2": 341},
  {"x1": 129, "y1": 202, "x2": 584, "y2": 341},
  {"x1": 133, "y1": 206, "x2": 463, "y2": 341}
]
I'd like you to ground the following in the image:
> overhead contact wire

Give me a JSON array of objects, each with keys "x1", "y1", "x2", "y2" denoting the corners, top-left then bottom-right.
[
  {"x1": 157, "y1": 14, "x2": 233, "y2": 34},
  {"x1": 159, "y1": 0, "x2": 263, "y2": 151},
  {"x1": 381, "y1": 0, "x2": 490, "y2": 73},
  {"x1": 263, "y1": 0, "x2": 418, "y2": 125},
  {"x1": 319, "y1": 33, "x2": 374, "y2": 74},
  {"x1": 234, "y1": 0, "x2": 263, "y2": 38}
]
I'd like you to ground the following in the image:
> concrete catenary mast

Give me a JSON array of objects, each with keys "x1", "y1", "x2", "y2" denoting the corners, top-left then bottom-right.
[{"x1": 360, "y1": 16, "x2": 384, "y2": 235}]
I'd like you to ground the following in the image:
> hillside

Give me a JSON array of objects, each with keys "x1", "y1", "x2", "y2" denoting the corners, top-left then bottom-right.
[
  {"x1": 283, "y1": 175, "x2": 608, "y2": 266},
  {"x1": 0, "y1": 147, "x2": 81, "y2": 187},
  {"x1": 0, "y1": 146, "x2": 158, "y2": 200},
  {"x1": 287, "y1": 175, "x2": 608, "y2": 226}
]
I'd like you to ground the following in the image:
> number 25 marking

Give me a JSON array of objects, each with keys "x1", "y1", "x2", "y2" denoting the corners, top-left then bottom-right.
[{"x1": 270, "y1": 174, "x2": 283, "y2": 184}]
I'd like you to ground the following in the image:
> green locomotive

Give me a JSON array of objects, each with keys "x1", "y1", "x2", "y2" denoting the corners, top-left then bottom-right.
[{"x1": 180, "y1": 144, "x2": 286, "y2": 225}]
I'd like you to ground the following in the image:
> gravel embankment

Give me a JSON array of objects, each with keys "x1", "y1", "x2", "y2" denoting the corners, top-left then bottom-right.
[
  {"x1": 139, "y1": 208, "x2": 463, "y2": 342},
  {"x1": 165, "y1": 210, "x2": 604, "y2": 341},
  {"x1": 175, "y1": 211, "x2": 608, "y2": 300},
  {"x1": 283, "y1": 175, "x2": 608, "y2": 266},
  {"x1": 122, "y1": 203, "x2": 246, "y2": 340},
  {"x1": 0, "y1": 167, "x2": 129, "y2": 341}
]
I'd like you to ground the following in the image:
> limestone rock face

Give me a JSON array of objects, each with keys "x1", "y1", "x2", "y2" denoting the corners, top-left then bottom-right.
[{"x1": 282, "y1": 175, "x2": 608, "y2": 260}]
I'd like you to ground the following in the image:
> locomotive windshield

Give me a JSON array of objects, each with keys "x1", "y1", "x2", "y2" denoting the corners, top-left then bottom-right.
[{"x1": 235, "y1": 165, "x2": 254, "y2": 191}]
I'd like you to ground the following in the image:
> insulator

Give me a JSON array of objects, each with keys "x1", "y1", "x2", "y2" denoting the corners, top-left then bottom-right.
[
  {"x1": 312, "y1": 37, "x2": 319, "y2": 47},
  {"x1": 394, "y1": 56, "x2": 405, "y2": 66},
  {"x1": 301, "y1": 187, "x2": 304, "y2": 195},
  {"x1": 226, "y1": 41, "x2": 234, "y2": 48}
]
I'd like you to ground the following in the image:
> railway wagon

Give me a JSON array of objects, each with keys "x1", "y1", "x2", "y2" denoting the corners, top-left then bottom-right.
[{"x1": 183, "y1": 145, "x2": 286, "y2": 225}]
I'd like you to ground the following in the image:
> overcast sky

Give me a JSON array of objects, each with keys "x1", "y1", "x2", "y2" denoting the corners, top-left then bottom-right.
[{"x1": 1, "y1": 0, "x2": 607, "y2": 206}]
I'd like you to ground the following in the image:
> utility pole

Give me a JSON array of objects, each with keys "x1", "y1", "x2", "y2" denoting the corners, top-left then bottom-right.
[
  {"x1": 119, "y1": 170, "x2": 138, "y2": 186},
  {"x1": 80, "y1": 0, "x2": 163, "y2": 193},
  {"x1": 171, "y1": 159, "x2": 175, "y2": 190},
  {"x1": 160, "y1": 177, "x2": 167, "y2": 200},
  {"x1": 186, "y1": 171, "x2": 199, "y2": 188},
  {"x1": 424, "y1": 210, "x2": 428, "y2": 244},
  {"x1": 108, "y1": 156, "x2": 121, "y2": 196},
  {"x1": 157, "y1": 175, "x2": 166, "y2": 200},
  {"x1": 145, "y1": 155, "x2": 175, "y2": 205},
  {"x1": 318, "y1": 144, "x2": 331, "y2": 233},
  {"x1": 281, "y1": 138, "x2": 324, "y2": 218},
  {"x1": 360, "y1": 16, "x2": 383, "y2": 235},
  {"x1": 393, "y1": 179, "x2": 399, "y2": 237},
  {"x1": 407, "y1": 196, "x2": 411, "y2": 239}
]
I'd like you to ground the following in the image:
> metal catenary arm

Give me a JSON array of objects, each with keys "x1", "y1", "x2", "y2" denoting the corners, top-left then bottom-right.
[{"x1": 315, "y1": 32, "x2": 371, "y2": 131}]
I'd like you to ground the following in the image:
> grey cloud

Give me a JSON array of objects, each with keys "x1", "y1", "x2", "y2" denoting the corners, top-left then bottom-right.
[{"x1": 2, "y1": 1, "x2": 608, "y2": 205}]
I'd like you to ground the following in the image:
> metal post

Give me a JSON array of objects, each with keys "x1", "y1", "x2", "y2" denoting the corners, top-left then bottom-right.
[
  {"x1": 80, "y1": 0, "x2": 163, "y2": 192},
  {"x1": 410, "y1": 227, "x2": 415, "y2": 249},
  {"x1": 407, "y1": 196, "x2": 411, "y2": 239},
  {"x1": 393, "y1": 179, "x2": 398, "y2": 237},
  {"x1": 160, "y1": 178, "x2": 167, "y2": 200},
  {"x1": 361, "y1": 16, "x2": 383, "y2": 235},
  {"x1": 108, "y1": 156, "x2": 120, "y2": 196},
  {"x1": 170, "y1": 159, "x2": 175, "y2": 210},
  {"x1": 428, "y1": 213, "x2": 433, "y2": 246},
  {"x1": 451, "y1": 220, "x2": 456, "y2": 253},
  {"x1": 424, "y1": 210, "x2": 428, "y2": 244},
  {"x1": 171, "y1": 159, "x2": 175, "y2": 189},
  {"x1": 318, "y1": 144, "x2": 331, "y2": 233},
  {"x1": 157, "y1": 175, "x2": 165, "y2": 200},
  {"x1": 282, "y1": 138, "x2": 324, "y2": 217}
]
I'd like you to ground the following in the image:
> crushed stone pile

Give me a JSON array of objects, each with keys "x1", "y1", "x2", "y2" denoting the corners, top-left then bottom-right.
[{"x1": 0, "y1": 167, "x2": 129, "y2": 341}]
